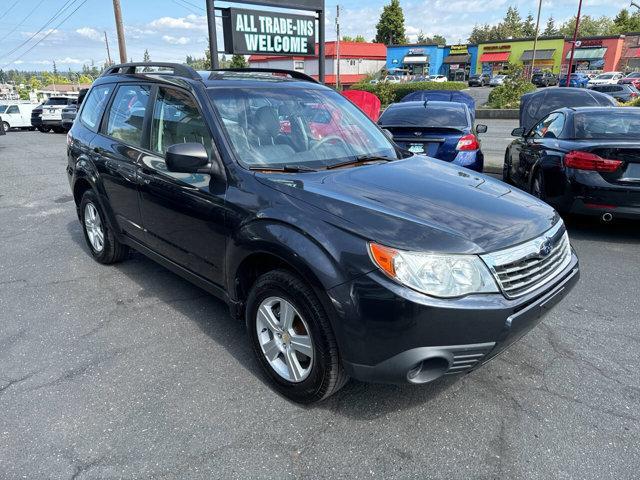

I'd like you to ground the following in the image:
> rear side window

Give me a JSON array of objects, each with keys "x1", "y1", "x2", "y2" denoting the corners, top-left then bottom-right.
[
  {"x1": 104, "y1": 84, "x2": 151, "y2": 147},
  {"x1": 79, "y1": 85, "x2": 113, "y2": 131}
]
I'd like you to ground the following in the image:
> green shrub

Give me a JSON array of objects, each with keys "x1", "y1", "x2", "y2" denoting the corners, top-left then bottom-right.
[
  {"x1": 623, "y1": 96, "x2": 640, "y2": 107},
  {"x1": 352, "y1": 80, "x2": 467, "y2": 105},
  {"x1": 487, "y1": 64, "x2": 536, "y2": 109}
]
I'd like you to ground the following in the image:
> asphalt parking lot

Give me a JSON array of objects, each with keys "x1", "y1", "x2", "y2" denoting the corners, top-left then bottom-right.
[{"x1": 1, "y1": 131, "x2": 639, "y2": 479}]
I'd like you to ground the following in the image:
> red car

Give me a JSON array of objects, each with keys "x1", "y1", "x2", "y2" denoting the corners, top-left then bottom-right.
[{"x1": 618, "y1": 72, "x2": 640, "y2": 89}]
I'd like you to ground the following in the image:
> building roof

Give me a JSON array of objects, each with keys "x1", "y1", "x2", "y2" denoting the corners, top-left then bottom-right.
[
  {"x1": 249, "y1": 41, "x2": 386, "y2": 62},
  {"x1": 40, "y1": 83, "x2": 92, "y2": 92}
]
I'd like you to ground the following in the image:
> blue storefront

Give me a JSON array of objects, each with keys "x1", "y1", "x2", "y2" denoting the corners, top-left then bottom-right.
[
  {"x1": 386, "y1": 44, "x2": 444, "y2": 76},
  {"x1": 440, "y1": 44, "x2": 478, "y2": 80}
]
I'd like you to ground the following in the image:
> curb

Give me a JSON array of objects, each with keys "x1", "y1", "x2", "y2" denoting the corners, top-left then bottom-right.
[{"x1": 476, "y1": 109, "x2": 519, "y2": 120}]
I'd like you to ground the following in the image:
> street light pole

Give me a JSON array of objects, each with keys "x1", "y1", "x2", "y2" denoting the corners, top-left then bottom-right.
[
  {"x1": 112, "y1": 0, "x2": 127, "y2": 63},
  {"x1": 565, "y1": 0, "x2": 583, "y2": 87},
  {"x1": 529, "y1": 0, "x2": 543, "y2": 80},
  {"x1": 206, "y1": 0, "x2": 219, "y2": 69}
]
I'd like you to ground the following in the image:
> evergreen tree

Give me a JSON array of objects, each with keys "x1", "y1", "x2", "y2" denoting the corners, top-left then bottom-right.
[
  {"x1": 143, "y1": 49, "x2": 151, "y2": 62},
  {"x1": 543, "y1": 16, "x2": 558, "y2": 36},
  {"x1": 501, "y1": 6, "x2": 523, "y2": 38},
  {"x1": 374, "y1": 0, "x2": 407, "y2": 45},
  {"x1": 230, "y1": 54, "x2": 247, "y2": 68},
  {"x1": 522, "y1": 13, "x2": 536, "y2": 37}
]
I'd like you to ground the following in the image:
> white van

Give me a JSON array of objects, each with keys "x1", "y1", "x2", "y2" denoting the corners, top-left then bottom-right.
[{"x1": 0, "y1": 103, "x2": 37, "y2": 131}]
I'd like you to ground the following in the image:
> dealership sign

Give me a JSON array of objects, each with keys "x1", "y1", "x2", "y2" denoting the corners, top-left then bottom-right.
[{"x1": 223, "y1": 8, "x2": 315, "y2": 55}]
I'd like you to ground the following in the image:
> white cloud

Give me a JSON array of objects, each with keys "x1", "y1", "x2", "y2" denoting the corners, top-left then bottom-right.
[
  {"x1": 162, "y1": 35, "x2": 191, "y2": 45},
  {"x1": 57, "y1": 57, "x2": 88, "y2": 65},
  {"x1": 149, "y1": 14, "x2": 207, "y2": 31},
  {"x1": 76, "y1": 27, "x2": 102, "y2": 41}
]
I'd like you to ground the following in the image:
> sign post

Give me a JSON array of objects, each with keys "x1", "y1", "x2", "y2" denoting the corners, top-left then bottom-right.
[{"x1": 206, "y1": 0, "x2": 325, "y2": 82}]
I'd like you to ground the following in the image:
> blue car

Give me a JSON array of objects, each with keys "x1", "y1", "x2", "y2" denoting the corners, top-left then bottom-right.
[
  {"x1": 378, "y1": 101, "x2": 487, "y2": 172},
  {"x1": 559, "y1": 73, "x2": 589, "y2": 88}
]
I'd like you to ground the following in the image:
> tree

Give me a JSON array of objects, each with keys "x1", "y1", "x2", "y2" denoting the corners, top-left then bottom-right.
[
  {"x1": 374, "y1": 0, "x2": 407, "y2": 45},
  {"x1": 543, "y1": 16, "x2": 558, "y2": 36},
  {"x1": 522, "y1": 13, "x2": 536, "y2": 37},
  {"x1": 230, "y1": 54, "x2": 247, "y2": 68},
  {"x1": 559, "y1": 15, "x2": 614, "y2": 37},
  {"x1": 342, "y1": 35, "x2": 366, "y2": 42},
  {"x1": 143, "y1": 49, "x2": 151, "y2": 62},
  {"x1": 500, "y1": 6, "x2": 524, "y2": 38},
  {"x1": 414, "y1": 30, "x2": 446, "y2": 45},
  {"x1": 612, "y1": 9, "x2": 640, "y2": 33}
]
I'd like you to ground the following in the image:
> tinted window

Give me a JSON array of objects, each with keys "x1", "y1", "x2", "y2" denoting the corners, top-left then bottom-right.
[
  {"x1": 79, "y1": 85, "x2": 112, "y2": 131},
  {"x1": 0, "y1": 105, "x2": 6, "y2": 113},
  {"x1": 150, "y1": 87, "x2": 212, "y2": 156},
  {"x1": 45, "y1": 98, "x2": 71, "y2": 106},
  {"x1": 105, "y1": 85, "x2": 150, "y2": 147},
  {"x1": 379, "y1": 104, "x2": 468, "y2": 128},
  {"x1": 573, "y1": 111, "x2": 640, "y2": 139},
  {"x1": 6, "y1": 105, "x2": 19, "y2": 114}
]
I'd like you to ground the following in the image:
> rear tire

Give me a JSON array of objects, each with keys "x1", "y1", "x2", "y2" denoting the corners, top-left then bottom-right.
[
  {"x1": 502, "y1": 151, "x2": 513, "y2": 185},
  {"x1": 79, "y1": 190, "x2": 129, "y2": 264},
  {"x1": 37, "y1": 127, "x2": 50, "y2": 133},
  {"x1": 531, "y1": 169, "x2": 546, "y2": 201},
  {"x1": 246, "y1": 269, "x2": 348, "y2": 403}
]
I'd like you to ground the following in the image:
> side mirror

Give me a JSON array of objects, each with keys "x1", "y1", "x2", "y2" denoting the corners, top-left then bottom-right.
[
  {"x1": 166, "y1": 142, "x2": 210, "y2": 173},
  {"x1": 511, "y1": 127, "x2": 525, "y2": 137},
  {"x1": 381, "y1": 128, "x2": 394, "y2": 142},
  {"x1": 476, "y1": 124, "x2": 488, "y2": 134}
]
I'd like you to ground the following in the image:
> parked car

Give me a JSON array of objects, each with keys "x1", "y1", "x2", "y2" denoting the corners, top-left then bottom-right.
[
  {"x1": 31, "y1": 96, "x2": 77, "y2": 132},
  {"x1": 531, "y1": 72, "x2": 558, "y2": 87},
  {"x1": 341, "y1": 90, "x2": 381, "y2": 122},
  {"x1": 429, "y1": 75, "x2": 448, "y2": 83},
  {"x1": 60, "y1": 88, "x2": 89, "y2": 131},
  {"x1": 588, "y1": 84, "x2": 640, "y2": 103},
  {"x1": 68, "y1": 62, "x2": 578, "y2": 403},
  {"x1": 519, "y1": 87, "x2": 618, "y2": 133},
  {"x1": 378, "y1": 101, "x2": 486, "y2": 172},
  {"x1": 468, "y1": 74, "x2": 490, "y2": 87},
  {"x1": 587, "y1": 72, "x2": 624, "y2": 87},
  {"x1": 489, "y1": 75, "x2": 507, "y2": 87},
  {"x1": 505, "y1": 107, "x2": 640, "y2": 221},
  {"x1": 0, "y1": 115, "x2": 5, "y2": 136},
  {"x1": 618, "y1": 72, "x2": 640, "y2": 89},
  {"x1": 0, "y1": 102, "x2": 36, "y2": 131},
  {"x1": 399, "y1": 89, "x2": 476, "y2": 121},
  {"x1": 559, "y1": 73, "x2": 590, "y2": 88}
]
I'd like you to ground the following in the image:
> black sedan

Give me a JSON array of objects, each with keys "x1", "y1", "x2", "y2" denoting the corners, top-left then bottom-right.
[{"x1": 504, "y1": 107, "x2": 640, "y2": 220}]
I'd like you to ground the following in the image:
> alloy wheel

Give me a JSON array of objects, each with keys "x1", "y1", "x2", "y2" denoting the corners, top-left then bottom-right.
[
  {"x1": 84, "y1": 202, "x2": 104, "y2": 252},
  {"x1": 255, "y1": 296, "x2": 314, "y2": 383}
]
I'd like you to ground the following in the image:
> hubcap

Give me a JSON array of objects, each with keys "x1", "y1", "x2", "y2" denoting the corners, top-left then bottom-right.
[
  {"x1": 84, "y1": 202, "x2": 104, "y2": 253},
  {"x1": 255, "y1": 296, "x2": 314, "y2": 383}
]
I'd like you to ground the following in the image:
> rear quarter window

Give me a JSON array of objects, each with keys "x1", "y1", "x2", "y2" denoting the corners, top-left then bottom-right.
[{"x1": 79, "y1": 85, "x2": 113, "y2": 132}]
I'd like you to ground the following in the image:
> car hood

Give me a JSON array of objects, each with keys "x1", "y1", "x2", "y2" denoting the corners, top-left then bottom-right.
[{"x1": 256, "y1": 157, "x2": 557, "y2": 254}]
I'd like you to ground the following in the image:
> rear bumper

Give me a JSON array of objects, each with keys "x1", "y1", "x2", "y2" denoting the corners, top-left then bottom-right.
[
  {"x1": 31, "y1": 117, "x2": 62, "y2": 127},
  {"x1": 327, "y1": 253, "x2": 579, "y2": 384}
]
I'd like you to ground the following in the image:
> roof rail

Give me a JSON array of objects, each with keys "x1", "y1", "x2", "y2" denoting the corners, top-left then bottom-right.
[
  {"x1": 210, "y1": 68, "x2": 319, "y2": 84},
  {"x1": 100, "y1": 62, "x2": 201, "y2": 81}
]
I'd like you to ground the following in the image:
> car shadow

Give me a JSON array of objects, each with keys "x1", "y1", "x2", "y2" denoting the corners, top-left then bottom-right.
[
  {"x1": 66, "y1": 220, "x2": 460, "y2": 415},
  {"x1": 564, "y1": 214, "x2": 640, "y2": 244}
]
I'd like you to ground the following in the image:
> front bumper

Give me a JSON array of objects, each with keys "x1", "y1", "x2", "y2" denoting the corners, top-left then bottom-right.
[{"x1": 327, "y1": 253, "x2": 579, "y2": 384}]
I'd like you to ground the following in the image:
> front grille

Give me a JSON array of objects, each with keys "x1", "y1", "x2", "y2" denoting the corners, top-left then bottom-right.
[
  {"x1": 481, "y1": 221, "x2": 572, "y2": 299},
  {"x1": 444, "y1": 343, "x2": 495, "y2": 375}
]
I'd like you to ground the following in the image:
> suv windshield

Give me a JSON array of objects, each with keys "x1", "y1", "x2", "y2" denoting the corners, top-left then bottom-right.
[
  {"x1": 574, "y1": 111, "x2": 640, "y2": 139},
  {"x1": 207, "y1": 86, "x2": 398, "y2": 169}
]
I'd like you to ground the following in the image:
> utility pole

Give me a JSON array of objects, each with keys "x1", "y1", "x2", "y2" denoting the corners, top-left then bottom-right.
[
  {"x1": 529, "y1": 0, "x2": 543, "y2": 80},
  {"x1": 104, "y1": 31, "x2": 113, "y2": 66},
  {"x1": 112, "y1": 0, "x2": 127, "y2": 64},
  {"x1": 565, "y1": 0, "x2": 583, "y2": 86},
  {"x1": 335, "y1": 5, "x2": 340, "y2": 90},
  {"x1": 206, "y1": 0, "x2": 219, "y2": 69}
]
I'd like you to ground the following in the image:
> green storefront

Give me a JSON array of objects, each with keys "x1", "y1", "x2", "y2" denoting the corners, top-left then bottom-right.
[{"x1": 477, "y1": 37, "x2": 565, "y2": 76}]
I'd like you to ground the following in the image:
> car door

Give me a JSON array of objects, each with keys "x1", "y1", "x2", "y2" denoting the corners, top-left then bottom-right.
[
  {"x1": 517, "y1": 113, "x2": 565, "y2": 189},
  {"x1": 137, "y1": 85, "x2": 227, "y2": 286},
  {"x1": 91, "y1": 83, "x2": 150, "y2": 241},
  {"x1": 4, "y1": 105, "x2": 20, "y2": 127}
]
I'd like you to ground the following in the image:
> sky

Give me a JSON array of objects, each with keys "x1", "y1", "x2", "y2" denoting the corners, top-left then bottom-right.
[{"x1": 0, "y1": 0, "x2": 634, "y2": 71}]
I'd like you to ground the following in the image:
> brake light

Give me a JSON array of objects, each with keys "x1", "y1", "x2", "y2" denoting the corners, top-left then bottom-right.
[
  {"x1": 564, "y1": 151, "x2": 622, "y2": 172},
  {"x1": 456, "y1": 133, "x2": 479, "y2": 151},
  {"x1": 630, "y1": 92, "x2": 639, "y2": 99}
]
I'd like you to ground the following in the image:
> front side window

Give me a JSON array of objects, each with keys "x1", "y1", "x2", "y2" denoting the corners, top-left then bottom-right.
[
  {"x1": 6, "y1": 105, "x2": 19, "y2": 114},
  {"x1": 532, "y1": 113, "x2": 565, "y2": 139},
  {"x1": 207, "y1": 85, "x2": 398, "y2": 169},
  {"x1": 79, "y1": 85, "x2": 113, "y2": 131},
  {"x1": 150, "y1": 87, "x2": 212, "y2": 156},
  {"x1": 104, "y1": 84, "x2": 150, "y2": 147}
]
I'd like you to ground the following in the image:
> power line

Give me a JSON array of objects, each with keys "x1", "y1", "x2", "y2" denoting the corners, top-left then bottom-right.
[
  {"x1": 0, "y1": 0, "x2": 78, "y2": 60},
  {"x1": 2, "y1": 0, "x2": 89, "y2": 69},
  {"x1": 0, "y1": 0, "x2": 47, "y2": 43},
  {"x1": 177, "y1": 0, "x2": 204, "y2": 12},
  {"x1": 0, "y1": 0, "x2": 20, "y2": 22},
  {"x1": 171, "y1": 0, "x2": 200, "y2": 16}
]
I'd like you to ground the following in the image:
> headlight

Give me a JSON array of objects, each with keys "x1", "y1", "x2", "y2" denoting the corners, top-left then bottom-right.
[{"x1": 368, "y1": 242, "x2": 498, "y2": 298}]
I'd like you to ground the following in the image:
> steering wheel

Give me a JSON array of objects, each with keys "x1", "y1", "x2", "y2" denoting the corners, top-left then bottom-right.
[{"x1": 311, "y1": 135, "x2": 349, "y2": 152}]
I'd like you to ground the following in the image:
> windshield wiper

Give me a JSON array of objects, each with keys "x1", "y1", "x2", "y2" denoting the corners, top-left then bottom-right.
[
  {"x1": 325, "y1": 155, "x2": 392, "y2": 170},
  {"x1": 249, "y1": 164, "x2": 318, "y2": 173}
]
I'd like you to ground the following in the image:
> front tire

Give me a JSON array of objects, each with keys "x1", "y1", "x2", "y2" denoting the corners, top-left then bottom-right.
[
  {"x1": 79, "y1": 190, "x2": 129, "y2": 264},
  {"x1": 37, "y1": 126, "x2": 50, "y2": 133},
  {"x1": 246, "y1": 270, "x2": 347, "y2": 403},
  {"x1": 2, "y1": 121, "x2": 9, "y2": 132}
]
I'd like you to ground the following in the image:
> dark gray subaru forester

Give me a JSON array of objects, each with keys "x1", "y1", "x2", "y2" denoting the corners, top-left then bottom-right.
[{"x1": 67, "y1": 63, "x2": 579, "y2": 403}]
